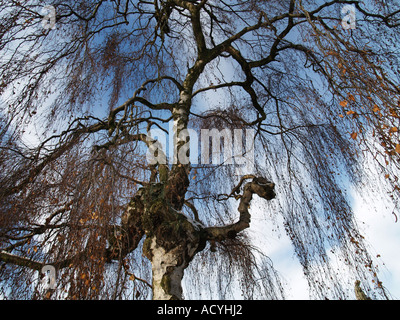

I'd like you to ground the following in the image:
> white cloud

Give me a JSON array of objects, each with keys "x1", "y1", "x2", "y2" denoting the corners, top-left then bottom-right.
[
  {"x1": 249, "y1": 207, "x2": 310, "y2": 300},
  {"x1": 353, "y1": 193, "x2": 400, "y2": 299}
]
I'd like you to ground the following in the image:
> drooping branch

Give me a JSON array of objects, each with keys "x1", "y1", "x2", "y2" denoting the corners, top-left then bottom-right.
[
  {"x1": 0, "y1": 191, "x2": 146, "y2": 271},
  {"x1": 205, "y1": 177, "x2": 276, "y2": 242},
  {"x1": 0, "y1": 120, "x2": 109, "y2": 199}
]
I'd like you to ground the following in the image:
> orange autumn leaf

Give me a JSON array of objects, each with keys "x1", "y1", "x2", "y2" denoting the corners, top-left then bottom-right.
[
  {"x1": 396, "y1": 144, "x2": 400, "y2": 154},
  {"x1": 326, "y1": 50, "x2": 338, "y2": 56},
  {"x1": 350, "y1": 132, "x2": 358, "y2": 140},
  {"x1": 340, "y1": 100, "x2": 348, "y2": 107},
  {"x1": 372, "y1": 105, "x2": 380, "y2": 113},
  {"x1": 389, "y1": 108, "x2": 400, "y2": 118},
  {"x1": 348, "y1": 94, "x2": 356, "y2": 101},
  {"x1": 390, "y1": 127, "x2": 398, "y2": 133}
]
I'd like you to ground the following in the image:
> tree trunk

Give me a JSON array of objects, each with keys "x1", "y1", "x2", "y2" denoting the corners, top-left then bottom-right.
[
  {"x1": 140, "y1": 182, "x2": 204, "y2": 300},
  {"x1": 142, "y1": 215, "x2": 204, "y2": 300},
  {"x1": 140, "y1": 177, "x2": 275, "y2": 300},
  {"x1": 144, "y1": 235, "x2": 201, "y2": 300}
]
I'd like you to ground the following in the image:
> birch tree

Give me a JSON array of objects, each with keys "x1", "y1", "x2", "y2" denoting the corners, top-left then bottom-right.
[{"x1": 0, "y1": 0, "x2": 399, "y2": 300}]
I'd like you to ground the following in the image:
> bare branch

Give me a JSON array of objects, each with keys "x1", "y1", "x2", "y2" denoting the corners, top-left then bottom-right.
[{"x1": 205, "y1": 177, "x2": 275, "y2": 241}]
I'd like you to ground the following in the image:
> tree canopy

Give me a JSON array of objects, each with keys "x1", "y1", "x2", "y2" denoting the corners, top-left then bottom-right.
[{"x1": 0, "y1": 0, "x2": 399, "y2": 300}]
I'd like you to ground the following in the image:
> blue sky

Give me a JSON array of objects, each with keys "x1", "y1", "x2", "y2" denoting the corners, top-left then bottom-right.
[
  {"x1": 1, "y1": 1, "x2": 400, "y2": 300},
  {"x1": 245, "y1": 185, "x2": 400, "y2": 300}
]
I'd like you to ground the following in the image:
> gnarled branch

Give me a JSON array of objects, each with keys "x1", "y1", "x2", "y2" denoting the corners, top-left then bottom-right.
[{"x1": 205, "y1": 177, "x2": 275, "y2": 241}]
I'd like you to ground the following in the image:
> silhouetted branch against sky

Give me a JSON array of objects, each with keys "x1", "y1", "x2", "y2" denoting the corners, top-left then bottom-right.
[{"x1": 0, "y1": 0, "x2": 399, "y2": 300}]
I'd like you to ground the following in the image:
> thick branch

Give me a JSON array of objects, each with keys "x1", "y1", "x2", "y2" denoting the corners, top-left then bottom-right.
[
  {"x1": 205, "y1": 177, "x2": 275, "y2": 241},
  {"x1": 0, "y1": 195, "x2": 145, "y2": 270},
  {"x1": 0, "y1": 249, "x2": 87, "y2": 271},
  {"x1": 0, "y1": 250, "x2": 43, "y2": 271}
]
